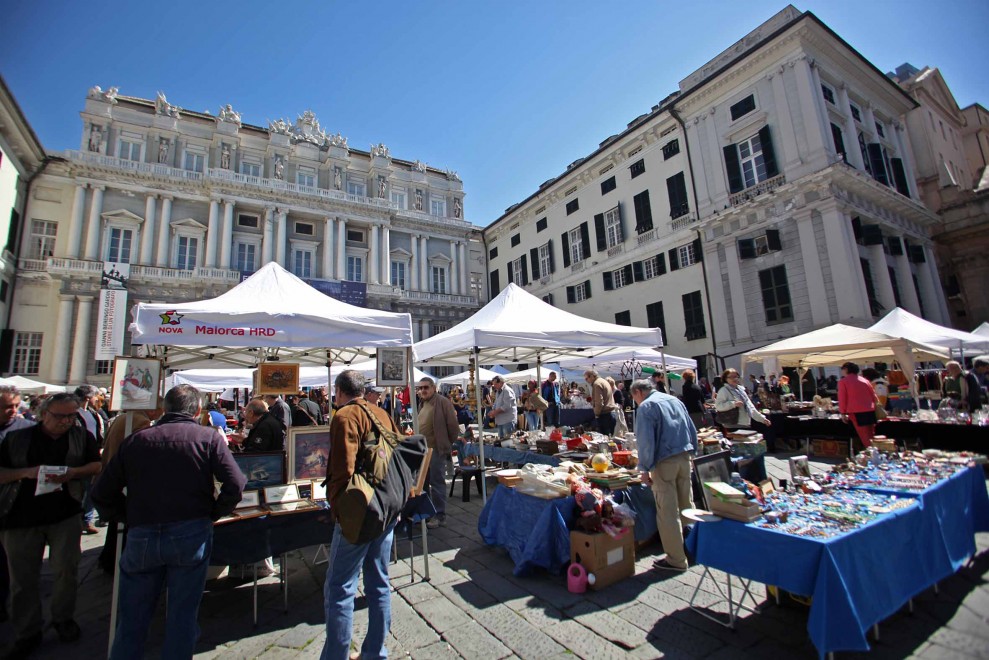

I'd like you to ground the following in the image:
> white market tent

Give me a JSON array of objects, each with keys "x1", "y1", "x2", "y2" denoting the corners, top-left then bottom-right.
[
  {"x1": 973, "y1": 322, "x2": 989, "y2": 340},
  {"x1": 741, "y1": 323, "x2": 950, "y2": 401},
  {"x1": 557, "y1": 348, "x2": 697, "y2": 377},
  {"x1": 869, "y1": 308, "x2": 989, "y2": 354},
  {"x1": 130, "y1": 262, "x2": 414, "y2": 370},
  {"x1": 170, "y1": 360, "x2": 430, "y2": 393},
  {"x1": 438, "y1": 367, "x2": 503, "y2": 389},
  {"x1": 0, "y1": 375, "x2": 67, "y2": 395}
]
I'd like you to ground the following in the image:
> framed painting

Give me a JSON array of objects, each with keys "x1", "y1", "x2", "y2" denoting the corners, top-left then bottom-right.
[
  {"x1": 233, "y1": 451, "x2": 286, "y2": 490},
  {"x1": 376, "y1": 348, "x2": 407, "y2": 387},
  {"x1": 288, "y1": 426, "x2": 331, "y2": 482},
  {"x1": 256, "y1": 363, "x2": 299, "y2": 395},
  {"x1": 789, "y1": 455, "x2": 812, "y2": 480},
  {"x1": 690, "y1": 450, "x2": 732, "y2": 510},
  {"x1": 109, "y1": 357, "x2": 163, "y2": 412}
]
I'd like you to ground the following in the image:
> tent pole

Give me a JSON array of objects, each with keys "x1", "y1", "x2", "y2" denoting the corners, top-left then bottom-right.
[
  {"x1": 407, "y1": 347, "x2": 420, "y2": 435},
  {"x1": 475, "y1": 346, "x2": 487, "y2": 503},
  {"x1": 325, "y1": 351, "x2": 333, "y2": 418},
  {"x1": 661, "y1": 350, "x2": 668, "y2": 392},
  {"x1": 536, "y1": 353, "x2": 543, "y2": 430}
]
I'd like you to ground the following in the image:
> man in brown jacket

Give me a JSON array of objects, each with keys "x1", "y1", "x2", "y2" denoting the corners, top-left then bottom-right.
[
  {"x1": 584, "y1": 369, "x2": 618, "y2": 436},
  {"x1": 416, "y1": 377, "x2": 459, "y2": 528}
]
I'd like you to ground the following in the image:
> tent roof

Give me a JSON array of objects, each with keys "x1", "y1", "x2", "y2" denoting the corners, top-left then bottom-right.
[
  {"x1": 130, "y1": 263, "x2": 413, "y2": 369},
  {"x1": 0, "y1": 375, "x2": 67, "y2": 395},
  {"x1": 741, "y1": 323, "x2": 949, "y2": 368},
  {"x1": 170, "y1": 360, "x2": 429, "y2": 392},
  {"x1": 972, "y1": 322, "x2": 989, "y2": 339},
  {"x1": 869, "y1": 308, "x2": 989, "y2": 351},
  {"x1": 437, "y1": 367, "x2": 502, "y2": 387},
  {"x1": 557, "y1": 348, "x2": 697, "y2": 375},
  {"x1": 415, "y1": 283, "x2": 664, "y2": 366}
]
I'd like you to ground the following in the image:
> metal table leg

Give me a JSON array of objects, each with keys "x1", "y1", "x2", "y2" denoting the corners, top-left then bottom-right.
[
  {"x1": 421, "y1": 519, "x2": 430, "y2": 581},
  {"x1": 283, "y1": 553, "x2": 289, "y2": 612},
  {"x1": 253, "y1": 563, "x2": 258, "y2": 627},
  {"x1": 688, "y1": 566, "x2": 761, "y2": 629}
]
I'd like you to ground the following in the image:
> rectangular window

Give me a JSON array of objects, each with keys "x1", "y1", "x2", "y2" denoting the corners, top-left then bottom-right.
[
  {"x1": 107, "y1": 227, "x2": 133, "y2": 264},
  {"x1": 662, "y1": 139, "x2": 680, "y2": 160},
  {"x1": 615, "y1": 311, "x2": 631, "y2": 326},
  {"x1": 238, "y1": 214, "x2": 259, "y2": 228},
  {"x1": 875, "y1": 121, "x2": 885, "y2": 138},
  {"x1": 390, "y1": 189, "x2": 406, "y2": 209},
  {"x1": 235, "y1": 243, "x2": 257, "y2": 274},
  {"x1": 611, "y1": 267, "x2": 629, "y2": 288},
  {"x1": 296, "y1": 168, "x2": 316, "y2": 187},
  {"x1": 346, "y1": 229, "x2": 365, "y2": 244},
  {"x1": 850, "y1": 104, "x2": 862, "y2": 122},
  {"x1": 570, "y1": 280, "x2": 590, "y2": 303},
  {"x1": 489, "y1": 246, "x2": 498, "y2": 260},
  {"x1": 430, "y1": 198, "x2": 447, "y2": 217},
  {"x1": 643, "y1": 254, "x2": 666, "y2": 279},
  {"x1": 241, "y1": 161, "x2": 261, "y2": 177},
  {"x1": 293, "y1": 249, "x2": 313, "y2": 279},
  {"x1": 95, "y1": 360, "x2": 112, "y2": 375},
  {"x1": 176, "y1": 236, "x2": 198, "y2": 270},
  {"x1": 666, "y1": 172, "x2": 689, "y2": 220},
  {"x1": 118, "y1": 138, "x2": 142, "y2": 162},
  {"x1": 12, "y1": 332, "x2": 42, "y2": 375},
  {"x1": 600, "y1": 176, "x2": 616, "y2": 195},
  {"x1": 347, "y1": 255, "x2": 363, "y2": 282},
  {"x1": 646, "y1": 301, "x2": 667, "y2": 344},
  {"x1": 730, "y1": 95, "x2": 756, "y2": 121},
  {"x1": 738, "y1": 133, "x2": 768, "y2": 189},
  {"x1": 29, "y1": 220, "x2": 57, "y2": 259},
  {"x1": 629, "y1": 159, "x2": 645, "y2": 179},
  {"x1": 295, "y1": 222, "x2": 314, "y2": 236},
  {"x1": 758, "y1": 265, "x2": 793, "y2": 324},
  {"x1": 536, "y1": 217, "x2": 548, "y2": 232},
  {"x1": 568, "y1": 227, "x2": 584, "y2": 264},
  {"x1": 347, "y1": 180, "x2": 366, "y2": 197},
  {"x1": 511, "y1": 234, "x2": 521, "y2": 247},
  {"x1": 538, "y1": 243, "x2": 552, "y2": 278},
  {"x1": 678, "y1": 242, "x2": 697, "y2": 268},
  {"x1": 510, "y1": 256, "x2": 525, "y2": 285},
  {"x1": 682, "y1": 291, "x2": 706, "y2": 340},
  {"x1": 821, "y1": 84, "x2": 835, "y2": 105},
  {"x1": 566, "y1": 199, "x2": 579, "y2": 215},
  {"x1": 391, "y1": 261, "x2": 407, "y2": 290},
  {"x1": 184, "y1": 151, "x2": 205, "y2": 173},
  {"x1": 633, "y1": 190, "x2": 653, "y2": 234},
  {"x1": 431, "y1": 266, "x2": 447, "y2": 294},
  {"x1": 604, "y1": 206, "x2": 623, "y2": 248}
]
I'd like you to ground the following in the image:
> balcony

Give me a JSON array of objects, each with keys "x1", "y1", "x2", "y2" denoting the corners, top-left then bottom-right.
[
  {"x1": 206, "y1": 168, "x2": 396, "y2": 211},
  {"x1": 570, "y1": 260, "x2": 586, "y2": 274},
  {"x1": 636, "y1": 228, "x2": 657, "y2": 246},
  {"x1": 65, "y1": 150, "x2": 203, "y2": 182},
  {"x1": 606, "y1": 244, "x2": 624, "y2": 259},
  {"x1": 394, "y1": 207, "x2": 473, "y2": 230},
  {"x1": 18, "y1": 256, "x2": 240, "y2": 285},
  {"x1": 670, "y1": 211, "x2": 698, "y2": 232},
  {"x1": 400, "y1": 289, "x2": 477, "y2": 306},
  {"x1": 728, "y1": 173, "x2": 787, "y2": 207}
]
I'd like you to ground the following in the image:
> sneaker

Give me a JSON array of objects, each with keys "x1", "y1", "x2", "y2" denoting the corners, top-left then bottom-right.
[
  {"x1": 426, "y1": 516, "x2": 444, "y2": 529},
  {"x1": 82, "y1": 524, "x2": 99, "y2": 535},
  {"x1": 53, "y1": 619, "x2": 81, "y2": 643},
  {"x1": 4, "y1": 632, "x2": 42, "y2": 659},
  {"x1": 653, "y1": 558, "x2": 688, "y2": 572}
]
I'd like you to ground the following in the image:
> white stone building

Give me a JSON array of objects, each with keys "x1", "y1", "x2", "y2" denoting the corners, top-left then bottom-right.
[
  {"x1": 484, "y1": 5, "x2": 949, "y2": 376},
  {"x1": 10, "y1": 88, "x2": 484, "y2": 384}
]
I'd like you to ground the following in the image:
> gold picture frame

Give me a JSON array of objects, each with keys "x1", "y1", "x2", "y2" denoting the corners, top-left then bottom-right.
[
  {"x1": 287, "y1": 426, "x2": 331, "y2": 482},
  {"x1": 255, "y1": 362, "x2": 300, "y2": 395}
]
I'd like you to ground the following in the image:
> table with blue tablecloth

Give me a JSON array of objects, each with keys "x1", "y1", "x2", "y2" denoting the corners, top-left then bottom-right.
[
  {"x1": 478, "y1": 486, "x2": 576, "y2": 576},
  {"x1": 685, "y1": 466, "x2": 989, "y2": 656}
]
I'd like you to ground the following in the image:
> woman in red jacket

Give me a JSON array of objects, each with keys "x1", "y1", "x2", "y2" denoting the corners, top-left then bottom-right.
[{"x1": 838, "y1": 362, "x2": 879, "y2": 448}]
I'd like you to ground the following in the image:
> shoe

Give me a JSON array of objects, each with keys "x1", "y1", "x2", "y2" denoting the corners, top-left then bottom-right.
[
  {"x1": 426, "y1": 516, "x2": 444, "y2": 529},
  {"x1": 4, "y1": 633, "x2": 42, "y2": 659},
  {"x1": 53, "y1": 619, "x2": 81, "y2": 643},
  {"x1": 653, "y1": 558, "x2": 688, "y2": 572},
  {"x1": 82, "y1": 524, "x2": 99, "y2": 535}
]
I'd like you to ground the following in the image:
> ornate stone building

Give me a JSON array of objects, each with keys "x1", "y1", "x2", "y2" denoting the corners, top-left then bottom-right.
[{"x1": 10, "y1": 88, "x2": 484, "y2": 384}]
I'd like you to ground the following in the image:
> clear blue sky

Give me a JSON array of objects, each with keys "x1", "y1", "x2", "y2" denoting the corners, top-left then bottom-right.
[{"x1": 2, "y1": 1, "x2": 986, "y2": 227}]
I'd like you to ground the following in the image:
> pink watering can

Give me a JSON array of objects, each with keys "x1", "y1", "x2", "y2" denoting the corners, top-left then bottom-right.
[{"x1": 567, "y1": 562, "x2": 590, "y2": 593}]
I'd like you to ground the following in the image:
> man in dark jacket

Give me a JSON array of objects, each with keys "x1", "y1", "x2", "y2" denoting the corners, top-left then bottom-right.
[
  {"x1": 232, "y1": 399, "x2": 285, "y2": 451},
  {"x1": 416, "y1": 377, "x2": 460, "y2": 528},
  {"x1": 93, "y1": 384, "x2": 245, "y2": 659}
]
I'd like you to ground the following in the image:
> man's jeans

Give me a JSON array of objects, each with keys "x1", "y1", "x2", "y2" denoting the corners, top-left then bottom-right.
[
  {"x1": 496, "y1": 421, "x2": 516, "y2": 438},
  {"x1": 427, "y1": 449, "x2": 450, "y2": 518},
  {"x1": 322, "y1": 522, "x2": 396, "y2": 660},
  {"x1": 81, "y1": 477, "x2": 97, "y2": 525},
  {"x1": 596, "y1": 410, "x2": 618, "y2": 436},
  {"x1": 524, "y1": 411, "x2": 540, "y2": 431},
  {"x1": 110, "y1": 518, "x2": 213, "y2": 660}
]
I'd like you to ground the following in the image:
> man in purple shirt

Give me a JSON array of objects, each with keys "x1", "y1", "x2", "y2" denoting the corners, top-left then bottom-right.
[{"x1": 93, "y1": 385, "x2": 245, "y2": 659}]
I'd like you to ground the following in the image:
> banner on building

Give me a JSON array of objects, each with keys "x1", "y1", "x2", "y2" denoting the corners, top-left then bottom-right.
[
  {"x1": 101, "y1": 262, "x2": 130, "y2": 290},
  {"x1": 95, "y1": 288, "x2": 128, "y2": 360}
]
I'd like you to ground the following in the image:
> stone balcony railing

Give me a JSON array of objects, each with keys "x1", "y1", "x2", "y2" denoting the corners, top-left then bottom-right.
[
  {"x1": 400, "y1": 289, "x2": 476, "y2": 306},
  {"x1": 66, "y1": 150, "x2": 204, "y2": 182},
  {"x1": 670, "y1": 211, "x2": 699, "y2": 232},
  {"x1": 19, "y1": 256, "x2": 240, "y2": 284},
  {"x1": 728, "y1": 173, "x2": 787, "y2": 207},
  {"x1": 636, "y1": 228, "x2": 657, "y2": 246}
]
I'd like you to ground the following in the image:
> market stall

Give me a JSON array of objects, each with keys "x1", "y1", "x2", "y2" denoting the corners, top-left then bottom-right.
[
  {"x1": 870, "y1": 307, "x2": 989, "y2": 356},
  {"x1": 171, "y1": 360, "x2": 429, "y2": 392},
  {"x1": 0, "y1": 375, "x2": 67, "y2": 394}
]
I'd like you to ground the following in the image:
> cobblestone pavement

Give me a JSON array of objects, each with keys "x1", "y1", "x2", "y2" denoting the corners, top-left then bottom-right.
[{"x1": 4, "y1": 453, "x2": 988, "y2": 659}]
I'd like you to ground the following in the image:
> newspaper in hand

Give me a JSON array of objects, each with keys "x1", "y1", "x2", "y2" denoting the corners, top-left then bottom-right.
[{"x1": 35, "y1": 465, "x2": 68, "y2": 496}]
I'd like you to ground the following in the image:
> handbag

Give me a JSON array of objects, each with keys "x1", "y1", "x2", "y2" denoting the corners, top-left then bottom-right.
[
  {"x1": 715, "y1": 386, "x2": 742, "y2": 427},
  {"x1": 0, "y1": 481, "x2": 21, "y2": 519}
]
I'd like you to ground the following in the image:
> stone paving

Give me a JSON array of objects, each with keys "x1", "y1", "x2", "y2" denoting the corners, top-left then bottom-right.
[{"x1": 4, "y1": 452, "x2": 988, "y2": 659}]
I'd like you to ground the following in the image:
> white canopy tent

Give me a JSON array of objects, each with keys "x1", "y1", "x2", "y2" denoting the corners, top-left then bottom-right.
[
  {"x1": 557, "y1": 348, "x2": 697, "y2": 377},
  {"x1": 415, "y1": 283, "x2": 664, "y2": 502},
  {"x1": 973, "y1": 322, "x2": 989, "y2": 340},
  {"x1": 741, "y1": 323, "x2": 950, "y2": 401},
  {"x1": 869, "y1": 308, "x2": 989, "y2": 354},
  {"x1": 438, "y1": 367, "x2": 503, "y2": 389},
  {"x1": 0, "y1": 375, "x2": 67, "y2": 395},
  {"x1": 169, "y1": 360, "x2": 430, "y2": 393}
]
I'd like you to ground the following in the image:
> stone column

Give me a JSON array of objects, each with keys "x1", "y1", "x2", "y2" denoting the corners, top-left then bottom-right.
[
  {"x1": 925, "y1": 246, "x2": 952, "y2": 324},
  {"x1": 220, "y1": 200, "x2": 234, "y2": 269},
  {"x1": 69, "y1": 296, "x2": 94, "y2": 383},
  {"x1": 459, "y1": 241, "x2": 468, "y2": 294},
  {"x1": 915, "y1": 246, "x2": 945, "y2": 324},
  {"x1": 140, "y1": 195, "x2": 157, "y2": 265},
  {"x1": 722, "y1": 244, "x2": 751, "y2": 341},
  {"x1": 261, "y1": 208, "x2": 274, "y2": 265},
  {"x1": 808, "y1": 61, "x2": 834, "y2": 156},
  {"x1": 823, "y1": 207, "x2": 870, "y2": 321},
  {"x1": 892, "y1": 124, "x2": 918, "y2": 199},
  {"x1": 275, "y1": 209, "x2": 287, "y2": 266},
  {"x1": 67, "y1": 185, "x2": 87, "y2": 259},
  {"x1": 410, "y1": 234, "x2": 419, "y2": 290},
  {"x1": 155, "y1": 197, "x2": 172, "y2": 267},
  {"x1": 205, "y1": 200, "x2": 220, "y2": 268},
  {"x1": 420, "y1": 236, "x2": 429, "y2": 291},
  {"x1": 837, "y1": 84, "x2": 865, "y2": 169},
  {"x1": 796, "y1": 214, "x2": 831, "y2": 326},
  {"x1": 380, "y1": 226, "x2": 391, "y2": 285},
  {"x1": 368, "y1": 225, "x2": 380, "y2": 285},
  {"x1": 83, "y1": 185, "x2": 105, "y2": 260},
  {"x1": 770, "y1": 67, "x2": 801, "y2": 169},
  {"x1": 49, "y1": 296, "x2": 75, "y2": 384},
  {"x1": 868, "y1": 243, "x2": 897, "y2": 314},
  {"x1": 449, "y1": 240, "x2": 459, "y2": 295},
  {"x1": 892, "y1": 243, "x2": 922, "y2": 315},
  {"x1": 336, "y1": 218, "x2": 347, "y2": 280},
  {"x1": 323, "y1": 217, "x2": 334, "y2": 279},
  {"x1": 794, "y1": 58, "x2": 829, "y2": 158}
]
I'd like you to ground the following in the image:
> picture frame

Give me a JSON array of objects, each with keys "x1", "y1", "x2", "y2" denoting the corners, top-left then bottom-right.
[
  {"x1": 296, "y1": 482, "x2": 313, "y2": 500},
  {"x1": 691, "y1": 450, "x2": 732, "y2": 510},
  {"x1": 263, "y1": 483, "x2": 300, "y2": 505},
  {"x1": 287, "y1": 426, "x2": 331, "y2": 482},
  {"x1": 232, "y1": 451, "x2": 286, "y2": 490},
  {"x1": 255, "y1": 362, "x2": 300, "y2": 395},
  {"x1": 237, "y1": 490, "x2": 261, "y2": 509},
  {"x1": 311, "y1": 479, "x2": 327, "y2": 501},
  {"x1": 789, "y1": 455, "x2": 812, "y2": 480},
  {"x1": 109, "y1": 357, "x2": 163, "y2": 412},
  {"x1": 376, "y1": 348, "x2": 407, "y2": 387}
]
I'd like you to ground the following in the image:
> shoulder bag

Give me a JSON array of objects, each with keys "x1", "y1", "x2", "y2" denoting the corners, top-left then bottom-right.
[{"x1": 714, "y1": 387, "x2": 741, "y2": 427}]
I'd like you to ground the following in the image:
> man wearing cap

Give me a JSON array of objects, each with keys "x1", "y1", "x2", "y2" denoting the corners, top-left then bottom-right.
[
  {"x1": 417, "y1": 377, "x2": 459, "y2": 528},
  {"x1": 364, "y1": 386, "x2": 384, "y2": 407}
]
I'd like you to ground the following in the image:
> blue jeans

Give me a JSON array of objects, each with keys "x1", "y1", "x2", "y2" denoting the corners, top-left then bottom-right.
[
  {"x1": 496, "y1": 421, "x2": 516, "y2": 438},
  {"x1": 524, "y1": 411, "x2": 540, "y2": 431},
  {"x1": 110, "y1": 518, "x2": 213, "y2": 660},
  {"x1": 321, "y1": 521, "x2": 396, "y2": 660},
  {"x1": 81, "y1": 478, "x2": 97, "y2": 525},
  {"x1": 545, "y1": 403, "x2": 560, "y2": 427}
]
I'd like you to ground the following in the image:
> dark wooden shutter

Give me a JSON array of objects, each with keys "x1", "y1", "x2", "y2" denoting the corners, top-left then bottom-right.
[
  {"x1": 547, "y1": 240, "x2": 555, "y2": 273},
  {"x1": 908, "y1": 245, "x2": 926, "y2": 263},
  {"x1": 489, "y1": 270, "x2": 500, "y2": 295},
  {"x1": 566, "y1": 285, "x2": 576, "y2": 303},
  {"x1": 632, "y1": 260, "x2": 644, "y2": 282},
  {"x1": 830, "y1": 123, "x2": 845, "y2": 160},
  {"x1": 545, "y1": 293, "x2": 554, "y2": 306},
  {"x1": 520, "y1": 255, "x2": 529, "y2": 285},
  {"x1": 867, "y1": 143, "x2": 888, "y2": 185},
  {"x1": 603, "y1": 271, "x2": 614, "y2": 291},
  {"x1": 583, "y1": 280, "x2": 591, "y2": 299},
  {"x1": 633, "y1": 190, "x2": 653, "y2": 234},
  {"x1": 692, "y1": 238, "x2": 703, "y2": 262},
  {"x1": 738, "y1": 239, "x2": 756, "y2": 260},
  {"x1": 724, "y1": 143, "x2": 743, "y2": 193},
  {"x1": 862, "y1": 225, "x2": 884, "y2": 246},
  {"x1": 666, "y1": 173, "x2": 688, "y2": 216},
  {"x1": 622, "y1": 264, "x2": 633, "y2": 283},
  {"x1": 561, "y1": 231, "x2": 571, "y2": 268},
  {"x1": 887, "y1": 236, "x2": 904, "y2": 256},
  {"x1": 890, "y1": 158, "x2": 910, "y2": 196},
  {"x1": 669, "y1": 248, "x2": 680, "y2": 271},
  {"x1": 758, "y1": 126, "x2": 779, "y2": 179},
  {"x1": 617, "y1": 203, "x2": 626, "y2": 240},
  {"x1": 656, "y1": 252, "x2": 666, "y2": 275},
  {"x1": 507, "y1": 261, "x2": 515, "y2": 284},
  {"x1": 766, "y1": 229, "x2": 782, "y2": 252},
  {"x1": 580, "y1": 222, "x2": 591, "y2": 260},
  {"x1": 530, "y1": 248, "x2": 540, "y2": 280},
  {"x1": 594, "y1": 213, "x2": 607, "y2": 252}
]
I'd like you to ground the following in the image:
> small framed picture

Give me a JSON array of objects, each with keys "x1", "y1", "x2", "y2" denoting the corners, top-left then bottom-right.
[
  {"x1": 376, "y1": 348, "x2": 407, "y2": 387},
  {"x1": 109, "y1": 357, "x2": 163, "y2": 412},
  {"x1": 263, "y1": 483, "x2": 300, "y2": 505},
  {"x1": 311, "y1": 479, "x2": 327, "y2": 501},
  {"x1": 288, "y1": 426, "x2": 331, "y2": 482},
  {"x1": 233, "y1": 451, "x2": 286, "y2": 490},
  {"x1": 296, "y1": 482, "x2": 313, "y2": 499},
  {"x1": 256, "y1": 363, "x2": 300, "y2": 395},
  {"x1": 691, "y1": 450, "x2": 732, "y2": 510},
  {"x1": 237, "y1": 490, "x2": 261, "y2": 509},
  {"x1": 789, "y1": 455, "x2": 812, "y2": 480}
]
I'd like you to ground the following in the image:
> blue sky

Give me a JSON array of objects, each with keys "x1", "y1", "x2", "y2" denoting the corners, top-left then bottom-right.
[{"x1": 2, "y1": 1, "x2": 986, "y2": 227}]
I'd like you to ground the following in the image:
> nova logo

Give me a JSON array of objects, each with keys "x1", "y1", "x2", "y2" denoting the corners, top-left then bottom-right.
[{"x1": 159, "y1": 311, "x2": 184, "y2": 326}]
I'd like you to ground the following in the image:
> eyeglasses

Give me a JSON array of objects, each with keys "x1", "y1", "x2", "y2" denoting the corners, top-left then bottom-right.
[
  {"x1": 415, "y1": 386, "x2": 430, "y2": 391},
  {"x1": 727, "y1": 374, "x2": 740, "y2": 379},
  {"x1": 46, "y1": 412, "x2": 78, "y2": 421}
]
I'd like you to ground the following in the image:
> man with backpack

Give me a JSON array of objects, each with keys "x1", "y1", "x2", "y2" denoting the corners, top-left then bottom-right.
[{"x1": 322, "y1": 370, "x2": 402, "y2": 660}]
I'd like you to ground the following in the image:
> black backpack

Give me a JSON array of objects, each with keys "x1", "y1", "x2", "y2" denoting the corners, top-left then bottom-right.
[{"x1": 334, "y1": 400, "x2": 427, "y2": 544}]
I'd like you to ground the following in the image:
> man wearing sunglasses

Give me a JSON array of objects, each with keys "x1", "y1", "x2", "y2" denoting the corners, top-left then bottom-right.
[
  {"x1": 416, "y1": 378, "x2": 459, "y2": 529},
  {"x1": 487, "y1": 376, "x2": 517, "y2": 439}
]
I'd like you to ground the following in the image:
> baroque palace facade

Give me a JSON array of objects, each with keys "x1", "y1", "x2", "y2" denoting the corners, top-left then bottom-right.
[
  {"x1": 483, "y1": 5, "x2": 950, "y2": 374},
  {"x1": 11, "y1": 88, "x2": 484, "y2": 384}
]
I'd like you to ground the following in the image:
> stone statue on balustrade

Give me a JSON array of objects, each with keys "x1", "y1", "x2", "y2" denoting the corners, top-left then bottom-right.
[
  {"x1": 274, "y1": 156, "x2": 285, "y2": 180},
  {"x1": 217, "y1": 104, "x2": 242, "y2": 125},
  {"x1": 221, "y1": 145, "x2": 231, "y2": 170},
  {"x1": 414, "y1": 189, "x2": 423, "y2": 211},
  {"x1": 378, "y1": 176, "x2": 387, "y2": 198},
  {"x1": 454, "y1": 198, "x2": 462, "y2": 218},
  {"x1": 155, "y1": 91, "x2": 180, "y2": 118},
  {"x1": 87, "y1": 85, "x2": 118, "y2": 104},
  {"x1": 158, "y1": 138, "x2": 170, "y2": 164},
  {"x1": 89, "y1": 125, "x2": 103, "y2": 153},
  {"x1": 334, "y1": 167, "x2": 342, "y2": 190}
]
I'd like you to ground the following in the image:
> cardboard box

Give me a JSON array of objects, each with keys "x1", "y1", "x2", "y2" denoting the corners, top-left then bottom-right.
[
  {"x1": 570, "y1": 530, "x2": 635, "y2": 590},
  {"x1": 730, "y1": 438, "x2": 766, "y2": 458},
  {"x1": 811, "y1": 438, "x2": 849, "y2": 458},
  {"x1": 708, "y1": 496, "x2": 762, "y2": 522}
]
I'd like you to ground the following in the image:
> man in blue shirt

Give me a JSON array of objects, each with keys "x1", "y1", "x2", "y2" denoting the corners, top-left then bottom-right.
[
  {"x1": 541, "y1": 372, "x2": 561, "y2": 427},
  {"x1": 629, "y1": 379, "x2": 696, "y2": 571}
]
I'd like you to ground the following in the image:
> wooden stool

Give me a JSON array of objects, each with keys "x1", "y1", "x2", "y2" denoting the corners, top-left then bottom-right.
[{"x1": 449, "y1": 466, "x2": 484, "y2": 502}]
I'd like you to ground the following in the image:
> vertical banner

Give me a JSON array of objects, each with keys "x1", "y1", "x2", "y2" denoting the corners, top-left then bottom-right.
[{"x1": 95, "y1": 288, "x2": 128, "y2": 360}]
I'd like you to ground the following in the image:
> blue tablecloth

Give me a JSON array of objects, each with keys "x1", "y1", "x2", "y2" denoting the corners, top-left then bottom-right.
[
  {"x1": 462, "y1": 442, "x2": 560, "y2": 466},
  {"x1": 478, "y1": 486, "x2": 576, "y2": 576},
  {"x1": 685, "y1": 466, "x2": 989, "y2": 656}
]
